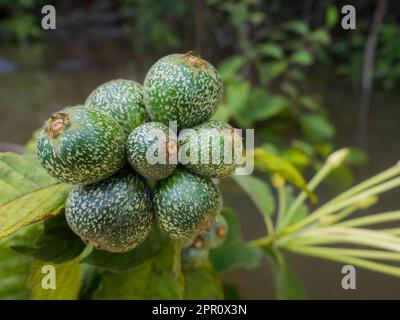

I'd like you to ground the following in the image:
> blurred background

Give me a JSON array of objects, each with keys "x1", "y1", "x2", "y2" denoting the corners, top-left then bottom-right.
[{"x1": 0, "y1": 0, "x2": 399, "y2": 299}]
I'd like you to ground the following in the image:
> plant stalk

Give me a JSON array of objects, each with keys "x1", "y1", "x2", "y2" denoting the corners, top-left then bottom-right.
[{"x1": 285, "y1": 176, "x2": 400, "y2": 233}]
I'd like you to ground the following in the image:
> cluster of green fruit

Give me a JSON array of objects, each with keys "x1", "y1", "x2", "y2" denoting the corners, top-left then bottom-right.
[{"x1": 36, "y1": 53, "x2": 242, "y2": 253}]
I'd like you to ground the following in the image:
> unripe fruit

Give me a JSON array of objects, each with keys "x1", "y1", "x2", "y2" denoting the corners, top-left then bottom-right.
[
  {"x1": 179, "y1": 120, "x2": 243, "y2": 178},
  {"x1": 65, "y1": 169, "x2": 153, "y2": 252},
  {"x1": 127, "y1": 122, "x2": 178, "y2": 180},
  {"x1": 85, "y1": 79, "x2": 148, "y2": 135},
  {"x1": 153, "y1": 168, "x2": 223, "y2": 240},
  {"x1": 143, "y1": 53, "x2": 223, "y2": 129},
  {"x1": 36, "y1": 106, "x2": 125, "y2": 185}
]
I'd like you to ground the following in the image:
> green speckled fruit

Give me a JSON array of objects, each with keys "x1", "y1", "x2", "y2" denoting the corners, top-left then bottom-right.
[
  {"x1": 85, "y1": 79, "x2": 148, "y2": 135},
  {"x1": 65, "y1": 169, "x2": 153, "y2": 252},
  {"x1": 36, "y1": 106, "x2": 126, "y2": 185},
  {"x1": 179, "y1": 120, "x2": 243, "y2": 178},
  {"x1": 127, "y1": 122, "x2": 178, "y2": 180},
  {"x1": 143, "y1": 53, "x2": 223, "y2": 129},
  {"x1": 192, "y1": 214, "x2": 228, "y2": 249},
  {"x1": 154, "y1": 168, "x2": 223, "y2": 240}
]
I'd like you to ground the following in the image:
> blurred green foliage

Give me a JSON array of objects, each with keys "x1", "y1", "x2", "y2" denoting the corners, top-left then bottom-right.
[
  {"x1": 207, "y1": 0, "x2": 367, "y2": 193},
  {"x1": 1, "y1": 0, "x2": 398, "y2": 91},
  {"x1": 120, "y1": 0, "x2": 189, "y2": 52},
  {"x1": 0, "y1": 0, "x2": 47, "y2": 43},
  {"x1": 0, "y1": 0, "x2": 377, "y2": 192},
  {"x1": 333, "y1": 22, "x2": 400, "y2": 90}
]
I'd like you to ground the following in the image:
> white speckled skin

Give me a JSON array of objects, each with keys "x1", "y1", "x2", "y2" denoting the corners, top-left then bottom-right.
[
  {"x1": 153, "y1": 168, "x2": 223, "y2": 240},
  {"x1": 65, "y1": 169, "x2": 153, "y2": 252},
  {"x1": 127, "y1": 122, "x2": 177, "y2": 180},
  {"x1": 36, "y1": 106, "x2": 126, "y2": 185},
  {"x1": 143, "y1": 54, "x2": 223, "y2": 129},
  {"x1": 179, "y1": 120, "x2": 243, "y2": 178},
  {"x1": 85, "y1": 79, "x2": 148, "y2": 135}
]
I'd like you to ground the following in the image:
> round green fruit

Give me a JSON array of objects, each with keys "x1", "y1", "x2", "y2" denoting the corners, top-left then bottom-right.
[
  {"x1": 127, "y1": 122, "x2": 178, "y2": 180},
  {"x1": 37, "y1": 106, "x2": 126, "y2": 185},
  {"x1": 192, "y1": 214, "x2": 228, "y2": 249},
  {"x1": 85, "y1": 79, "x2": 148, "y2": 135},
  {"x1": 153, "y1": 168, "x2": 223, "y2": 240},
  {"x1": 65, "y1": 169, "x2": 153, "y2": 252},
  {"x1": 179, "y1": 120, "x2": 243, "y2": 178},
  {"x1": 143, "y1": 53, "x2": 223, "y2": 129}
]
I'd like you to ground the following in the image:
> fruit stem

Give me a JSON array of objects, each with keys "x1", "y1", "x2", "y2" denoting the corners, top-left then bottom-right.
[
  {"x1": 249, "y1": 235, "x2": 273, "y2": 248},
  {"x1": 172, "y1": 240, "x2": 183, "y2": 278},
  {"x1": 278, "y1": 148, "x2": 349, "y2": 232}
]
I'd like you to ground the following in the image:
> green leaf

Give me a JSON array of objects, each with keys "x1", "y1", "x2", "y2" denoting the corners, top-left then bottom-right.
[
  {"x1": 250, "y1": 11, "x2": 265, "y2": 24},
  {"x1": 28, "y1": 255, "x2": 82, "y2": 300},
  {"x1": 315, "y1": 143, "x2": 334, "y2": 157},
  {"x1": 299, "y1": 96, "x2": 321, "y2": 111},
  {"x1": 226, "y1": 80, "x2": 253, "y2": 127},
  {"x1": 232, "y1": 175, "x2": 275, "y2": 218},
  {"x1": 218, "y1": 56, "x2": 245, "y2": 81},
  {"x1": 311, "y1": 29, "x2": 331, "y2": 45},
  {"x1": 281, "y1": 82, "x2": 298, "y2": 97},
  {"x1": 291, "y1": 140, "x2": 315, "y2": 158},
  {"x1": 184, "y1": 264, "x2": 223, "y2": 300},
  {"x1": 300, "y1": 114, "x2": 335, "y2": 142},
  {"x1": 79, "y1": 265, "x2": 102, "y2": 300},
  {"x1": 346, "y1": 148, "x2": 368, "y2": 166},
  {"x1": 0, "y1": 152, "x2": 72, "y2": 238},
  {"x1": 325, "y1": 5, "x2": 338, "y2": 29},
  {"x1": 210, "y1": 242, "x2": 263, "y2": 273},
  {"x1": 288, "y1": 69, "x2": 305, "y2": 81},
  {"x1": 283, "y1": 20, "x2": 309, "y2": 35},
  {"x1": 259, "y1": 143, "x2": 280, "y2": 156},
  {"x1": 278, "y1": 186, "x2": 309, "y2": 227},
  {"x1": 265, "y1": 248, "x2": 306, "y2": 300},
  {"x1": 82, "y1": 225, "x2": 169, "y2": 272},
  {"x1": 248, "y1": 93, "x2": 289, "y2": 121},
  {"x1": 291, "y1": 49, "x2": 313, "y2": 66},
  {"x1": 226, "y1": 81, "x2": 251, "y2": 115},
  {"x1": 253, "y1": 148, "x2": 316, "y2": 203},
  {"x1": 220, "y1": 208, "x2": 240, "y2": 243},
  {"x1": 222, "y1": 282, "x2": 241, "y2": 300},
  {"x1": 282, "y1": 148, "x2": 311, "y2": 168},
  {"x1": 259, "y1": 43, "x2": 284, "y2": 59},
  {"x1": 264, "y1": 60, "x2": 288, "y2": 78},
  {"x1": 11, "y1": 214, "x2": 85, "y2": 263},
  {"x1": 0, "y1": 237, "x2": 32, "y2": 299},
  {"x1": 94, "y1": 243, "x2": 184, "y2": 299},
  {"x1": 324, "y1": 165, "x2": 354, "y2": 195}
]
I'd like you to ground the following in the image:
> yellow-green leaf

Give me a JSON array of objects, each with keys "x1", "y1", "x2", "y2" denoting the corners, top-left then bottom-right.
[
  {"x1": 0, "y1": 152, "x2": 72, "y2": 238},
  {"x1": 28, "y1": 255, "x2": 82, "y2": 300},
  {"x1": 253, "y1": 148, "x2": 317, "y2": 203},
  {"x1": 0, "y1": 238, "x2": 32, "y2": 299}
]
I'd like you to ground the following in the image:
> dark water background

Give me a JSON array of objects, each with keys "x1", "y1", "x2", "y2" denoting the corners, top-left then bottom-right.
[{"x1": 0, "y1": 40, "x2": 399, "y2": 299}]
